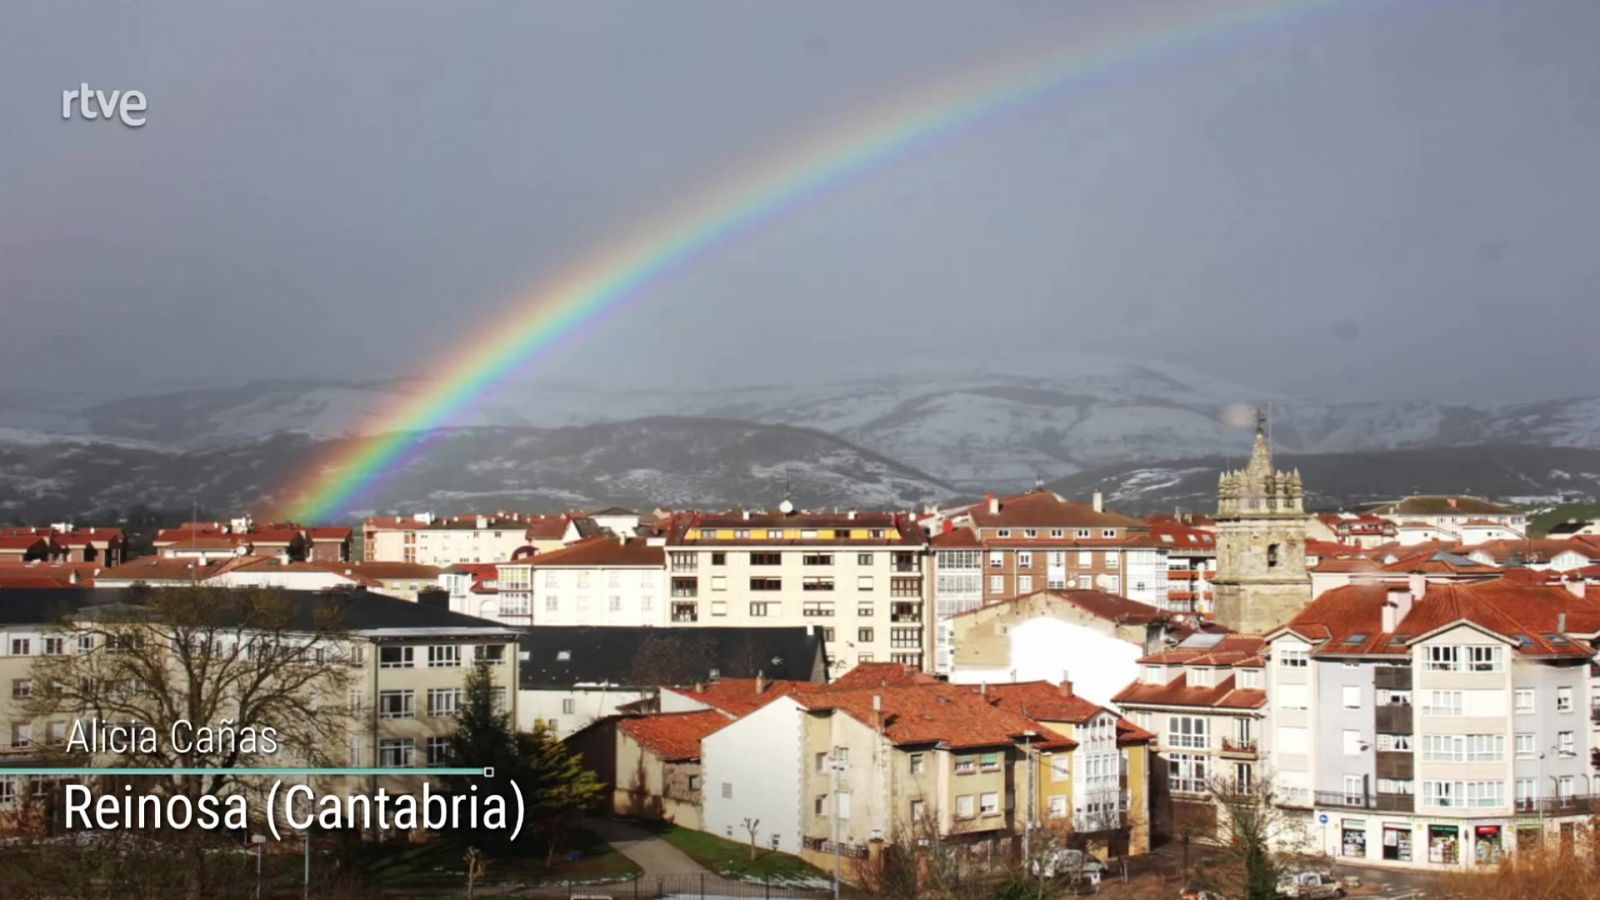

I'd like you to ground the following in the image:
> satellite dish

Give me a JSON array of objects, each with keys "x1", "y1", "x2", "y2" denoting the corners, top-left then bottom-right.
[{"x1": 779, "y1": 498, "x2": 795, "y2": 515}]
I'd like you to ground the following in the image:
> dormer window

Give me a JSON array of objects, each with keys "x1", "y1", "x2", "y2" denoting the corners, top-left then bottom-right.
[
  {"x1": 1023, "y1": 529, "x2": 1037, "y2": 539},
  {"x1": 1143, "y1": 666, "x2": 1164, "y2": 684},
  {"x1": 1190, "y1": 668, "x2": 1214, "y2": 687},
  {"x1": 997, "y1": 529, "x2": 1011, "y2": 538}
]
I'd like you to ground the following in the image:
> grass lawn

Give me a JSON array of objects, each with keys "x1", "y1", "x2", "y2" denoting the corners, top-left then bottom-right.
[
  {"x1": 347, "y1": 826, "x2": 641, "y2": 887},
  {"x1": 629, "y1": 819, "x2": 829, "y2": 885},
  {"x1": 1530, "y1": 501, "x2": 1600, "y2": 536}
]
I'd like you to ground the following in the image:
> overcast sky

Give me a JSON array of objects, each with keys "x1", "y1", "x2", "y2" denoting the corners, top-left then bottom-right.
[{"x1": 2, "y1": 0, "x2": 1598, "y2": 406}]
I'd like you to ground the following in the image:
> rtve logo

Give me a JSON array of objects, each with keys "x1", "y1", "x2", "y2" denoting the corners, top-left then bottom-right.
[{"x1": 62, "y1": 83, "x2": 147, "y2": 127}]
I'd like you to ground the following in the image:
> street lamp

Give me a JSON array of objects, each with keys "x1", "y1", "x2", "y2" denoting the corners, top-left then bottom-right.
[{"x1": 828, "y1": 749, "x2": 848, "y2": 900}]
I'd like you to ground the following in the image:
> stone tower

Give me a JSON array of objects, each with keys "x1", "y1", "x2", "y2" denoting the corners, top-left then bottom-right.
[{"x1": 1212, "y1": 412, "x2": 1311, "y2": 633}]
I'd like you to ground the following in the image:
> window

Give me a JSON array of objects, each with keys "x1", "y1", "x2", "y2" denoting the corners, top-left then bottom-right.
[
  {"x1": 379, "y1": 646, "x2": 413, "y2": 669},
  {"x1": 490, "y1": 688, "x2": 508, "y2": 714},
  {"x1": 1017, "y1": 551, "x2": 1032, "y2": 568},
  {"x1": 379, "y1": 738, "x2": 414, "y2": 768},
  {"x1": 1167, "y1": 753, "x2": 1208, "y2": 794},
  {"x1": 1515, "y1": 689, "x2": 1535, "y2": 714},
  {"x1": 427, "y1": 737, "x2": 453, "y2": 767},
  {"x1": 803, "y1": 576, "x2": 835, "y2": 592},
  {"x1": 428, "y1": 645, "x2": 461, "y2": 668},
  {"x1": 979, "y1": 792, "x2": 999, "y2": 816},
  {"x1": 750, "y1": 552, "x2": 781, "y2": 566},
  {"x1": 78, "y1": 634, "x2": 93, "y2": 653},
  {"x1": 955, "y1": 757, "x2": 975, "y2": 775},
  {"x1": 1278, "y1": 648, "x2": 1308, "y2": 668},
  {"x1": 909, "y1": 753, "x2": 925, "y2": 775},
  {"x1": 979, "y1": 752, "x2": 1001, "y2": 771},
  {"x1": 1343, "y1": 774, "x2": 1364, "y2": 805},
  {"x1": 0, "y1": 776, "x2": 14, "y2": 806},
  {"x1": 1048, "y1": 795, "x2": 1067, "y2": 819},
  {"x1": 749, "y1": 602, "x2": 774, "y2": 617},
  {"x1": 709, "y1": 576, "x2": 727, "y2": 592},
  {"x1": 1342, "y1": 730, "x2": 1363, "y2": 756},
  {"x1": 858, "y1": 628, "x2": 874, "y2": 643},
  {"x1": 1051, "y1": 755, "x2": 1071, "y2": 782},
  {"x1": 47, "y1": 721, "x2": 65, "y2": 745},
  {"x1": 11, "y1": 679, "x2": 31, "y2": 700},
  {"x1": 670, "y1": 552, "x2": 697, "y2": 572},
  {"x1": 545, "y1": 595, "x2": 559, "y2": 612},
  {"x1": 722, "y1": 783, "x2": 732, "y2": 799},
  {"x1": 803, "y1": 554, "x2": 833, "y2": 566},
  {"x1": 379, "y1": 690, "x2": 415, "y2": 719},
  {"x1": 956, "y1": 794, "x2": 975, "y2": 818},
  {"x1": 1017, "y1": 575, "x2": 1033, "y2": 593},
  {"x1": 11, "y1": 723, "x2": 31, "y2": 748},
  {"x1": 427, "y1": 688, "x2": 461, "y2": 717},
  {"x1": 1557, "y1": 686, "x2": 1573, "y2": 713},
  {"x1": 1168, "y1": 716, "x2": 1209, "y2": 749},
  {"x1": 988, "y1": 551, "x2": 1004, "y2": 569},
  {"x1": 1426, "y1": 646, "x2": 1460, "y2": 671},
  {"x1": 910, "y1": 798, "x2": 926, "y2": 821},
  {"x1": 474, "y1": 644, "x2": 505, "y2": 666},
  {"x1": 1467, "y1": 645, "x2": 1503, "y2": 672},
  {"x1": 1558, "y1": 731, "x2": 1576, "y2": 756},
  {"x1": 1077, "y1": 550, "x2": 1093, "y2": 566},
  {"x1": 1422, "y1": 690, "x2": 1463, "y2": 716},
  {"x1": 672, "y1": 577, "x2": 699, "y2": 597},
  {"x1": 997, "y1": 529, "x2": 1011, "y2": 539},
  {"x1": 1515, "y1": 733, "x2": 1536, "y2": 757},
  {"x1": 609, "y1": 595, "x2": 622, "y2": 612},
  {"x1": 988, "y1": 575, "x2": 1002, "y2": 593},
  {"x1": 43, "y1": 637, "x2": 64, "y2": 656},
  {"x1": 1341, "y1": 686, "x2": 1361, "y2": 709},
  {"x1": 10, "y1": 638, "x2": 30, "y2": 656},
  {"x1": 749, "y1": 577, "x2": 781, "y2": 592}
]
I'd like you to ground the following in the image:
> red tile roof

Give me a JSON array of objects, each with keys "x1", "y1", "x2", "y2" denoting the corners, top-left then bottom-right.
[
  {"x1": 967, "y1": 490, "x2": 1144, "y2": 530},
  {"x1": 984, "y1": 681, "x2": 1105, "y2": 724},
  {"x1": 1138, "y1": 634, "x2": 1267, "y2": 668},
  {"x1": 617, "y1": 709, "x2": 733, "y2": 761},
  {"x1": 523, "y1": 535, "x2": 664, "y2": 568},
  {"x1": 791, "y1": 683, "x2": 1075, "y2": 751},
  {"x1": 666, "y1": 678, "x2": 813, "y2": 716},
  {"x1": 1365, "y1": 496, "x2": 1522, "y2": 516},
  {"x1": 950, "y1": 588, "x2": 1165, "y2": 626},
  {"x1": 1112, "y1": 672, "x2": 1268, "y2": 711},
  {"x1": 825, "y1": 662, "x2": 941, "y2": 690},
  {"x1": 0, "y1": 536, "x2": 49, "y2": 552},
  {"x1": 1280, "y1": 578, "x2": 1600, "y2": 658}
]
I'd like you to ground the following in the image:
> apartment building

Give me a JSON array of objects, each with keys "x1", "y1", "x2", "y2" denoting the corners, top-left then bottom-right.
[
  {"x1": 1112, "y1": 633, "x2": 1268, "y2": 839},
  {"x1": 508, "y1": 535, "x2": 665, "y2": 627},
  {"x1": 153, "y1": 519, "x2": 349, "y2": 563},
  {"x1": 928, "y1": 490, "x2": 1168, "y2": 674},
  {"x1": 0, "y1": 586, "x2": 519, "y2": 821},
  {"x1": 1364, "y1": 496, "x2": 1528, "y2": 544},
  {"x1": 665, "y1": 509, "x2": 930, "y2": 676},
  {"x1": 1146, "y1": 518, "x2": 1216, "y2": 615},
  {"x1": 1265, "y1": 576, "x2": 1600, "y2": 869},
  {"x1": 700, "y1": 680, "x2": 1081, "y2": 868},
  {"x1": 362, "y1": 513, "x2": 548, "y2": 565},
  {"x1": 0, "y1": 526, "x2": 126, "y2": 566}
]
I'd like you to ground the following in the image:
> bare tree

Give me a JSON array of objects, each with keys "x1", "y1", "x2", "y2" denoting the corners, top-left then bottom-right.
[
  {"x1": 741, "y1": 816, "x2": 762, "y2": 860},
  {"x1": 1427, "y1": 816, "x2": 1600, "y2": 900},
  {"x1": 1186, "y1": 773, "x2": 1314, "y2": 900},
  {"x1": 25, "y1": 586, "x2": 357, "y2": 898}
]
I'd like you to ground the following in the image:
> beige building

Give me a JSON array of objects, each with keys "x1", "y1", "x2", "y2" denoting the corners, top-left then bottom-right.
[
  {"x1": 666, "y1": 509, "x2": 930, "y2": 675},
  {"x1": 1213, "y1": 421, "x2": 1312, "y2": 634},
  {"x1": 0, "y1": 586, "x2": 520, "y2": 824},
  {"x1": 947, "y1": 589, "x2": 1173, "y2": 706},
  {"x1": 567, "y1": 708, "x2": 731, "y2": 830}
]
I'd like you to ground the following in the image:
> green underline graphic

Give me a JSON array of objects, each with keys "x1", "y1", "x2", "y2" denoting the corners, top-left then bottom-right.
[{"x1": 1, "y1": 767, "x2": 488, "y2": 776}]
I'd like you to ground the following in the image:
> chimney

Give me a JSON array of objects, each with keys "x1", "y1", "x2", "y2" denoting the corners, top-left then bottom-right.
[
  {"x1": 979, "y1": 682, "x2": 988, "y2": 697},
  {"x1": 1381, "y1": 600, "x2": 1397, "y2": 634},
  {"x1": 1058, "y1": 679, "x2": 1073, "y2": 697},
  {"x1": 1448, "y1": 497, "x2": 1458, "y2": 509},
  {"x1": 872, "y1": 694, "x2": 883, "y2": 732},
  {"x1": 1567, "y1": 580, "x2": 1587, "y2": 600},
  {"x1": 1558, "y1": 612, "x2": 1568, "y2": 633},
  {"x1": 755, "y1": 670, "x2": 769, "y2": 694},
  {"x1": 694, "y1": 681, "x2": 705, "y2": 694},
  {"x1": 1408, "y1": 572, "x2": 1426, "y2": 601},
  {"x1": 1092, "y1": 491, "x2": 1103, "y2": 513},
  {"x1": 987, "y1": 494, "x2": 999, "y2": 515},
  {"x1": 848, "y1": 509, "x2": 857, "y2": 520},
  {"x1": 1385, "y1": 583, "x2": 1415, "y2": 630}
]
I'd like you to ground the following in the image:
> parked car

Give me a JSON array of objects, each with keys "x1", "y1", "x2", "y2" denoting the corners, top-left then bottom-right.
[{"x1": 1275, "y1": 870, "x2": 1345, "y2": 899}]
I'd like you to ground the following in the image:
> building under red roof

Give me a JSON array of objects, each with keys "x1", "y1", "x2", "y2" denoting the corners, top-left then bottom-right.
[{"x1": 617, "y1": 709, "x2": 733, "y2": 762}]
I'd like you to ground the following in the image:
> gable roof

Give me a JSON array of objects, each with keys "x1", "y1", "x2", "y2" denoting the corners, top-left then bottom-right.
[
  {"x1": 967, "y1": 490, "x2": 1144, "y2": 530},
  {"x1": 1112, "y1": 672, "x2": 1268, "y2": 711},
  {"x1": 951, "y1": 588, "x2": 1164, "y2": 626},
  {"x1": 617, "y1": 709, "x2": 733, "y2": 762},
  {"x1": 790, "y1": 683, "x2": 1075, "y2": 751},
  {"x1": 984, "y1": 681, "x2": 1105, "y2": 724},
  {"x1": 664, "y1": 677, "x2": 813, "y2": 716},
  {"x1": 522, "y1": 535, "x2": 664, "y2": 568},
  {"x1": 825, "y1": 661, "x2": 941, "y2": 690},
  {"x1": 1365, "y1": 495, "x2": 1521, "y2": 516}
]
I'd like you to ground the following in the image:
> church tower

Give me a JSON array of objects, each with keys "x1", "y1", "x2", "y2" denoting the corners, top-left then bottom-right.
[{"x1": 1212, "y1": 411, "x2": 1311, "y2": 633}]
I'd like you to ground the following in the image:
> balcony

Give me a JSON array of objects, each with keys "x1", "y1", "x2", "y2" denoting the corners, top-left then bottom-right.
[
  {"x1": 1374, "y1": 665, "x2": 1413, "y2": 690},
  {"x1": 1375, "y1": 705, "x2": 1413, "y2": 734},
  {"x1": 1313, "y1": 791, "x2": 1415, "y2": 813},
  {"x1": 670, "y1": 603, "x2": 698, "y2": 623},
  {"x1": 1516, "y1": 794, "x2": 1600, "y2": 816},
  {"x1": 1168, "y1": 569, "x2": 1202, "y2": 581},
  {"x1": 1219, "y1": 739, "x2": 1259, "y2": 758},
  {"x1": 891, "y1": 562, "x2": 920, "y2": 574}
]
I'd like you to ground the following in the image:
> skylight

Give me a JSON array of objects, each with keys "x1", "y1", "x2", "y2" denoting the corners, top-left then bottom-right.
[{"x1": 1343, "y1": 633, "x2": 1368, "y2": 644}]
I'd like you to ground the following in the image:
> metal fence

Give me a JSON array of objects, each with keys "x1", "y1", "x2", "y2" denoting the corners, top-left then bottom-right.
[{"x1": 519, "y1": 874, "x2": 830, "y2": 899}]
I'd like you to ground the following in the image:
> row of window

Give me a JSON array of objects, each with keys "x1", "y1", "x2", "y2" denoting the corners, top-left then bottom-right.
[
  {"x1": 669, "y1": 575, "x2": 919, "y2": 596},
  {"x1": 377, "y1": 736, "x2": 454, "y2": 768},
  {"x1": 989, "y1": 528, "x2": 1119, "y2": 540},
  {"x1": 374, "y1": 687, "x2": 508, "y2": 718},
  {"x1": 670, "y1": 550, "x2": 911, "y2": 572},
  {"x1": 378, "y1": 644, "x2": 506, "y2": 669}
]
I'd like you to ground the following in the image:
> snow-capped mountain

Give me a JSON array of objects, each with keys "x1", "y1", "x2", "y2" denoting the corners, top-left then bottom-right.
[{"x1": 51, "y1": 355, "x2": 1600, "y2": 494}]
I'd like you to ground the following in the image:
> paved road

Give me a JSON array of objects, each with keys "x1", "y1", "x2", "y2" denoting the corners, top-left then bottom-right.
[{"x1": 583, "y1": 818, "x2": 722, "y2": 877}]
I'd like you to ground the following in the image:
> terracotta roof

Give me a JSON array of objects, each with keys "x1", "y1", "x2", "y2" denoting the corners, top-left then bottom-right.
[
  {"x1": 791, "y1": 683, "x2": 1075, "y2": 751},
  {"x1": 1281, "y1": 578, "x2": 1600, "y2": 658},
  {"x1": 665, "y1": 678, "x2": 813, "y2": 716},
  {"x1": 1312, "y1": 557, "x2": 1385, "y2": 574},
  {"x1": 0, "y1": 536, "x2": 49, "y2": 552},
  {"x1": 929, "y1": 528, "x2": 984, "y2": 549},
  {"x1": 966, "y1": 490, "x2": 1144, "y2": 530},
  {"x1": 1146, "y1": 519, "x2": 1216, "y2": 550},
  {"x1": 524, "y1": 515, "x2": 569, "y2": 541},
  {"x1": 825, "y1": 662, "x2": 941, "y2": 690},
  {"x1": 1379, "y1": 549, "x2": 1500, "y2": 575},
  {"x1": 524, "y1": 535, "x2": 664, "y2": 568},
  {"x1": 1138, "y1": 634, "x2": 1267, "y2": 668},
  {"x1": 1112, "y1": 672, "x2": 1268, "y2": 711},
  {"x1": 48, "y1": 529, "x2": 125, "y2": 546},
  {"x1": 984, "y1": 681, "x2": 1105, "y2": 724},
  {"x1": 673, "y1": 511, "x2": 921, "y2": 545},
  {"x1": 0, "y1": 573, "x2": 74, "y2": 589},
  {"x1": 337, "y1": 562, "x2": 442, "y2": 580},
  {"x1": 617, "y1": 709, "x2": 732, "y2": 762},
  {"x1": 97, "y1": 555, "x2": 256, "y2": 582},
  {"x1": 1305, "y1": 539, "x2": 1365, "y2": 558},
  {"x1": 1459, "y1": 539, "x2": 1594, "y2": 564}
]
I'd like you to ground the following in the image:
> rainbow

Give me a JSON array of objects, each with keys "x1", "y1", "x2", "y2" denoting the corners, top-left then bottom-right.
[{"x1": 283, "y1": 0, "x2": 1349, "y2": 521}]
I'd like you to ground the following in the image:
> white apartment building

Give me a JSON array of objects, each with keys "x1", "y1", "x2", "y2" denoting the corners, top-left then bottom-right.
[
  {"x1": 665, "y1": 509, "x2": 930, "y2": 676},
  {"x1": 1265, "y1": 576, "x2": 1600, "y2": 870},
  {"x1": 363, "y1": 513, "x2": 547, "y2": 565},
  {"x1": 515, "y1": 535, "x2": 665, "y2": 627}
]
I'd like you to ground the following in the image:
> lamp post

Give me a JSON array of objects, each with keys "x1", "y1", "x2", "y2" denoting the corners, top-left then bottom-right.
[{"x1": 829, "y1": 749, "x2": 847, "y2": 900}]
